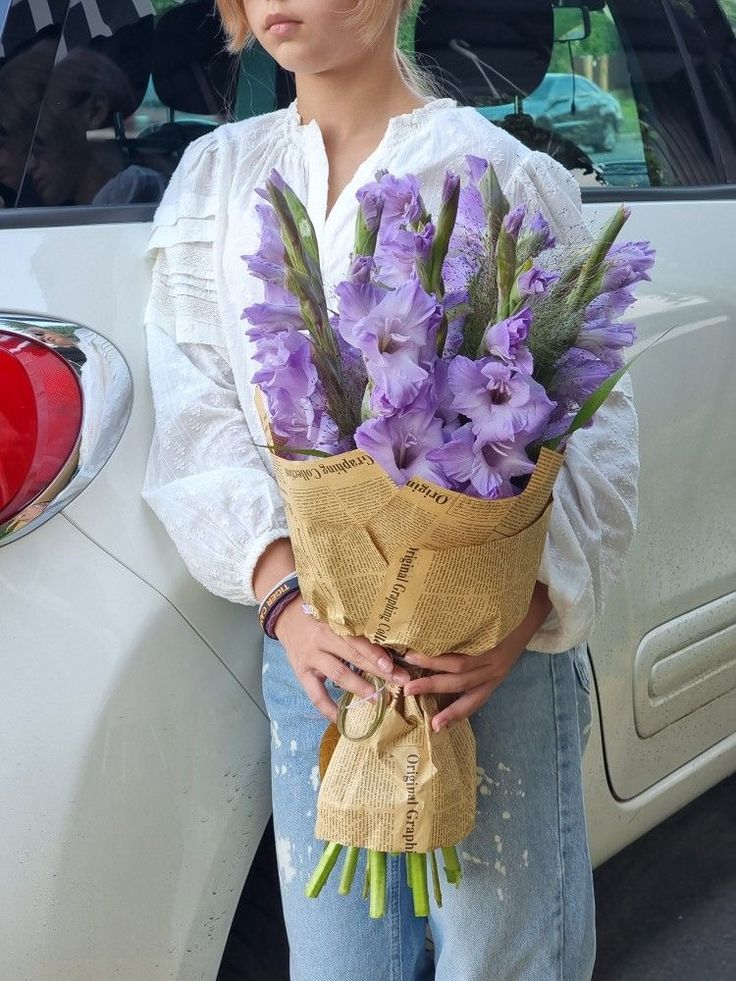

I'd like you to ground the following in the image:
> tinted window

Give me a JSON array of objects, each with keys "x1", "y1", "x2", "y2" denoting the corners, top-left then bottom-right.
[
  {"x1": 413, "y1": 0, "x2": 736, "y2": 189},
  {"x1": 0, "y1": 0, "x2": 254, "y2": 211},
  {"x1": 717, "y1": 0, "x2": 736, "y2": 29}
]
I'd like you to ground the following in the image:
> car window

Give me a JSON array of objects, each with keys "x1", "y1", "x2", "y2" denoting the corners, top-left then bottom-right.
[
  {"x1": 413, "y1": 0, "x2": 736, "y2": 190},
  {"x1": 717, "y1": 0, "x2": 736, "y2": 29},
  {"x1": 0, "y1": 0, "x2": 272, "y2": 211},
  {"x1": 2, "y1": 0, "x2": 734, "y2": 218},
  {"x1": 467, "y1": 3, "x2": 650, "y2": 188}
]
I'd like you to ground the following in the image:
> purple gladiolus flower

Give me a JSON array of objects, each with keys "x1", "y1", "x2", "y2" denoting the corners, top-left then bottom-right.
[
  {"x1": 602, "y1": 241, "x2": 655, "y2": 290},
  {"x1": 442, "y1": 171, "x2": 461, "y2": 205},
  {"x1": 585, "y1": 287, "x2": 636, "y2": 322},
  {"x1": 413, "y1": 222, "x2": 435, "y2": 265},
  {"x1": 576, "y1": 319, "x2": 635, "y2": 365},
  {"x1": 241, "y1": 202, "x2": 286, "y2": 285},
  {"x1": 354, "y1": 393, "x2": 448, "y2": 486},
  {"x1": 334, "y1": 280, "x2": 388, "y2": 346},
  {"x1": 346, "y1": 254, "x2": 377, "y2": 284},
  {"x1": 376, "y1": 172, "x2": 425, "y2": 225},
  {"x1": 522, "y1": 210, "x2": 556, "y2": 254},
  {"x1": 372, "y1": 225, "x2": 418, "y2": 287},
  {"x1": 517, "y1": 267, "x2": 560, "y2": 297},
  {"x1": 427, "y1": 423, "x2": 536, "y2": 498},
  {"x1": 503, "y1": 204, "x2": 527, "y2": 240},
  {"x1": 356, "y1": 184, "x2": 384, "y2": 234},
  {"x1": 549, "y1": 347, "x2": 612, "y2": 405},
  {"x1": 241, "y1": 296, "x2": 305, "y2": 331},
  {"x1": 350, "y1": 277, "x2": 442, "y2": 410},
  {"x1": 250, "y1": 327, "x2": 317, "y2": 393},
  {"x1": 482, "y1": 308, "x2": 534, "y2": 374},
  {"x1": 448, "y1": 357, "x2": 555, "y2": 445}
]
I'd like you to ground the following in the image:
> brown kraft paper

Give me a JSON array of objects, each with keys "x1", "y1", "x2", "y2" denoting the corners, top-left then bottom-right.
[
  {"x1": 315, "y1": 683, "x2": 477, "y2": 852},
  {"x1": 255, "y1": 389, "x2": 565, "y2": 850}
]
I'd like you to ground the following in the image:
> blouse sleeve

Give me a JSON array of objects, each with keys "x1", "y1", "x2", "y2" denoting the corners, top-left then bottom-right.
[
  {"x1": 141, "y1": 133, "x2": 289, "y2": 606},
  {"x1": 504, "y1": 150, "x2": 640, "y2": 653}
]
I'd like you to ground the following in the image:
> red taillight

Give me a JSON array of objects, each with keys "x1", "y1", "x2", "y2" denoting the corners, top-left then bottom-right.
[{"x1": 0, "y1": 332, "x2": 83, "y2": 524}]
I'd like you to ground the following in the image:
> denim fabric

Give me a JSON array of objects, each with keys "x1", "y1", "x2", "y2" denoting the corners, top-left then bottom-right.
[{"x1": 261, "y1": 635, "x2": 596, "y2": 981}]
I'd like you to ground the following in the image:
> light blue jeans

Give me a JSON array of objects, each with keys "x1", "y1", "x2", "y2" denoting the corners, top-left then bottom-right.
[{"x1": 261, "y1": 634, "x2": 596, "y2": 981}]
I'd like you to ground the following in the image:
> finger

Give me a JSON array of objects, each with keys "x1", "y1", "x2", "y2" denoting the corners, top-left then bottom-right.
[
  {"x1": 403, "y1": 650, "x2": 470, "y2": 673},
  {"x1": 432, "y1": 682, "x2": 495, "y2": 731},
  {"x1": 336, "y1": 635, "x2": 411, "y2": 685},
  {"x1": 404, "y1": 665, "x2": 494, "y2": 697},
  {"x1": 300, "y1": 672, "x2": 338, "y2": 723},
  {"x1": 313, "y1": 652, "x2": 377, "y2": 700}
]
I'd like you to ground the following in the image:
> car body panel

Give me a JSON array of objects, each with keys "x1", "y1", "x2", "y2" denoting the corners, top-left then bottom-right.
[
  {"x1": 0, "y1": 222, "x2": 267, "y2": 709},
  {"x1": 584, "y1": 199, "x2": 736, "y2": 800},
  {"x1": 0, "y1": 511, "x2": 271, "y2": 980}
]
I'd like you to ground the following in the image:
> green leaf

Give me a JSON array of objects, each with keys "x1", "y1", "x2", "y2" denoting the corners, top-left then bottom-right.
[{"x1": 249, "y1": 439, "x2": 334, "y2": 459}]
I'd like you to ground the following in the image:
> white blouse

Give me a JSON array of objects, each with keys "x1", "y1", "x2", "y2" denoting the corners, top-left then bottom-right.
[{"x1": 141, "y1": 96, "x2": 639, "y2": 654}]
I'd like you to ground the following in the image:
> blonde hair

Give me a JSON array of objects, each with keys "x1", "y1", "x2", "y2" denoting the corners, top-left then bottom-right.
[{"x1": 215, "y1": 0, "x2": 445, "y2": 99}]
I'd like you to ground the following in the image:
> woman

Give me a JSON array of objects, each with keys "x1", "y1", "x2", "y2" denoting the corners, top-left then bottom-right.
[{"x1": 141, "y1": 2, "x2": 639, "y2": 978}]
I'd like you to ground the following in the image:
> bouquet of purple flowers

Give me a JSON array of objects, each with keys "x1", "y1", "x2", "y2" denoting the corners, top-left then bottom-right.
[{"x1": 242, "y1": 156, "x2": 654, "y2": 918}]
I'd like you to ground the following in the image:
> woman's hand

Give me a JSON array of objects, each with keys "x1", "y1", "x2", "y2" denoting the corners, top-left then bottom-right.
[
  {"x1": 274, "y1": 598, "x2": 411, "y2": 723},
  {"x1": 402, "y1": 581, "x2": 554, "y2": 732}
]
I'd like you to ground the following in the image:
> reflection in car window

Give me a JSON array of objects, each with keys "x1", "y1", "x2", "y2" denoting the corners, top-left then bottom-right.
[
  {"x1": 717, "y1": 0, "x2": 736, "y2": 30},
  {"x1": 30, "y1": 46, "x2": 167, "y2": 207},
  {"x1": 412, "y1": 0, "x2": 736, "y2": 190},
  {"x1": 0, "y1": 0, "x2": 247, "y2": 210},
  {"x1": 476, "y1": 3, "x2": 650, "y2": 189}
]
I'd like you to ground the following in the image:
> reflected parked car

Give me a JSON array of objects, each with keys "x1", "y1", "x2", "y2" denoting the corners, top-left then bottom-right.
[{"x1": 482, "y1": 72, "x2": 624, "y2": 152}]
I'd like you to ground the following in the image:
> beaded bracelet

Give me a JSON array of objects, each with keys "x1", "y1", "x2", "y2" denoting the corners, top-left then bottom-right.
[{"x1": 258, "y1": 572, "x2": 300, "y2": 638}]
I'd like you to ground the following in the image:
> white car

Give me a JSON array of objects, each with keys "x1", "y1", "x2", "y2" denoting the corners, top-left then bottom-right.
[{"x1": 1, "y1": 1, "x2": 735, "y2": 978}]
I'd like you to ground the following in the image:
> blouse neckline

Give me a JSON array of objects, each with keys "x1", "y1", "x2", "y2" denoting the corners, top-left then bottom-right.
[
  {"x1": 281, "y1": 95, "x2": 458, "y2": 259},
  {"x1": 284, "y1": 96, "x2": 458, "y2": 145}
]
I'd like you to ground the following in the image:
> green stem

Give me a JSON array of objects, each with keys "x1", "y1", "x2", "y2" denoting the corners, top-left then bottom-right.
[
  {"x1": 441, "y1": 846, "x2": 462, "y2": 887},
  {"x1": 362, "y1": 854, "x2": 370, "y2": 900},
  {"x1": 338, "y1": 846, "x2": 360, "y2": 896},
  {"x1": 305, "y1": 842, "x2": 343, "y2": 898},
  {"x1": 408, "y1": 851, "x2": 429, "y2": 917},
  {"x1": 368, "y1": 851, "x2": 387, "y2": 919},
  {"x1": 430, "y1": 851, "x2": 443, "y2": 908}
]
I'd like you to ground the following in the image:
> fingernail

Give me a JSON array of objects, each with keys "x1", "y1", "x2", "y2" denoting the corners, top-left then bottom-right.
[
  {"x1": 432, "y1": 719, "x2": 444, "y2": 732},
  {"x1": 394, "y1": 670, "x2": 410, "y2": 684},
  {"x1": 404, "y1": 653, "x2": 417, "y2": 664},
  {"x1": 377, "y1": 656, "x2": 392, "y2": 671}
]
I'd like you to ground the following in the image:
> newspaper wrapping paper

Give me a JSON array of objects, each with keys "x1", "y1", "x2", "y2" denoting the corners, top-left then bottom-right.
[
  {"x1": 318, "y1": 684, "x2": 477, "y2": 851},
  {"x1": 255, "y1": 389, "x2": 565, "y2": 850}
]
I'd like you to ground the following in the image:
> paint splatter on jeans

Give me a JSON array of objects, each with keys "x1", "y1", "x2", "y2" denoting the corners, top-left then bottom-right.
[{"x1": 261, "y1": 636, "x2": 596, "y2": 981}]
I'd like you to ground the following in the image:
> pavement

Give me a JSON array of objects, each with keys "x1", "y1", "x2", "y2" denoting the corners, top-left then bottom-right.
[
  {"x1": 593, "y1": 774, "x2": 736, "y2": 980},
  {"x1": 218, "y1": 775, "x2": 736, "y2": 980}
]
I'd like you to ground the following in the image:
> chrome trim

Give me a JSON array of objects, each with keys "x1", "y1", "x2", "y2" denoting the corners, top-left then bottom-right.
[{"x1": 0, "y1": 315, "x2": 133, "y2": 546}]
